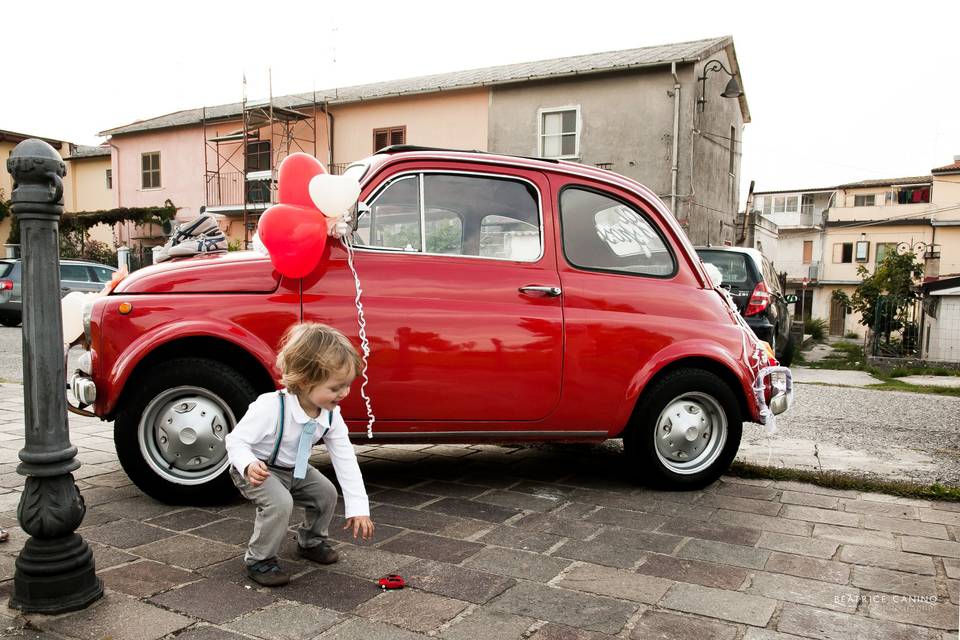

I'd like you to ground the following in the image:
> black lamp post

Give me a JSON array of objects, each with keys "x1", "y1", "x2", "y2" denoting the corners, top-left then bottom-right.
[
  {"x1": 6, "y1": 139, "x2": 103, "y2": 613},
  {"x1": 697, "y1": 59, "x2": 744, "y2": 111}
]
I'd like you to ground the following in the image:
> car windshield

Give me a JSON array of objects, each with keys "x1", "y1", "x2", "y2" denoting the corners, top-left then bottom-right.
[{"x1": 697, "y1": 251, "x2": 754, "y2": 288}]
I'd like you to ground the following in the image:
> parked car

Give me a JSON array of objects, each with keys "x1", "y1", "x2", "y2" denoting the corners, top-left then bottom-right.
[
  {"x1": 695, "y1": 246, "x2": 797, "y2": 366},
  {"x1": 70, "y1": 147, "x2": 791, "y2": 503},
  {"x1": 0, "y1": 259, "x2": 117, "y2": 327}
]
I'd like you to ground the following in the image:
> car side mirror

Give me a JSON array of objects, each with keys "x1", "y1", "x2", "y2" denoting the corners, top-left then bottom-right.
[
  {"x1": 785, "y1": 294, "x2": 799, "y2": 304},
  {"x1": 351, "y1": 201, "x2": 370, "y2": 232}
]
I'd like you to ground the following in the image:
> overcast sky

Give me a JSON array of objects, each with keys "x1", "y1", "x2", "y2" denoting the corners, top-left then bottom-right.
[{"x1": 4, "y1": 0, "x2": 959, "y2": 200}]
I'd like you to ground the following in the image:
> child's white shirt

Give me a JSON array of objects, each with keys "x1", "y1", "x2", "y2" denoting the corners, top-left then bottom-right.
[{"x1": 225, "y1": 389, "x2": 370, "y2": 518}]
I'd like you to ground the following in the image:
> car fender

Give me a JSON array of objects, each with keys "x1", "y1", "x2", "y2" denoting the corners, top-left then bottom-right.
[
  {"x1": 102, "y1": 320, "x2": 276, "y2": 416},
  {"x1": 622, "y1": 338, "x2": 759, "y2": 428}
]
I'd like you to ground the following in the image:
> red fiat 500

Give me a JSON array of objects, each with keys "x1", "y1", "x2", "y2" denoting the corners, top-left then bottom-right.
[{"x1": 71, "y1": 148, "x2": 791, "y2": 503}]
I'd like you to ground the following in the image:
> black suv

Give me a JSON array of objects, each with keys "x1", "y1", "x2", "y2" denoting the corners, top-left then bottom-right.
[{"x1": 695, "y1": 246, "x2": 797, "y2": 366}]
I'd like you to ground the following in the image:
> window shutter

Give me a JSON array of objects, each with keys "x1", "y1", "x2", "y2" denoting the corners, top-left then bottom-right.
[
  {"x1": 832, "y1": 244, "x2": 843, "y2": 263},
  {"x1": 390, "y1": 127, "x2": 405, "y2": 146},
  {"x1": 803, "y1": 241, "x2": 813, "y2": 264},
  {"x1": 374, "y1": 130, "x2": 389, "y2": 152}
]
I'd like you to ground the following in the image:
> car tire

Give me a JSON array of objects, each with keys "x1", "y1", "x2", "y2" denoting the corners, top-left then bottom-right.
[
  {"x1": 0, "y1": 313, "x2": 22, "y2": 327},
  {"x1": 779, "y1": 334, "x2": 795, "y2": 367},
  {"x1": 623, "y1": 368, "x2": 742, "y2": 490},
  {"x1": 114, "y1": 357, "x2": 257, "y2": 505}
]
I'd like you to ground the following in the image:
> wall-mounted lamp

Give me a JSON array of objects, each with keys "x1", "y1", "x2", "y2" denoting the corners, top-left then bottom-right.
[{"x1": 697, "y1": 59, "x2": 743, "y2": 111}]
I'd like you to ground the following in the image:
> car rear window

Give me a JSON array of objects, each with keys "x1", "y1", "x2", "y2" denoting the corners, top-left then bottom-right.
[
  {"x1": 697, "y1": 251, "x2": 756, "y2": 288},
  {"x1": 0, "y1": 263, "x2": 13, "y2": 278}
]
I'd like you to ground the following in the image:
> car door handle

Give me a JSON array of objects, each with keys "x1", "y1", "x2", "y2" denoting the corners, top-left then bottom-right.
[{"x1": 519, "y1": 285, "x2": 562, "y2": 297}]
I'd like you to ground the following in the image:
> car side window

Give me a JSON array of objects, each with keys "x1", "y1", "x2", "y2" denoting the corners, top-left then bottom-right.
[
  {"x1": 90, "y1": 266, "x2": 114, "y2": 282},
  {"x1": 763, "y1": 258, "x2": 782, "y2": 294},
  {"x1": 60, "y1": 265, "x2": 91, "y2": 282},
  {"x1": 358, "y1": 173, "x2": 542, "y2": 262},
  {"x1": 560, "y1": 187, "x2": 675, "y2": 277},
  {"x1": 356, "y1": 175, "x2": 421, "y2": 251}
]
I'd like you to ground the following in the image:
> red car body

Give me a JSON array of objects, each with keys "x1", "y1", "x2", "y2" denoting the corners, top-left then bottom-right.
[{"x1": 76, "y1": 149, "x2": 787, "y2": 502}]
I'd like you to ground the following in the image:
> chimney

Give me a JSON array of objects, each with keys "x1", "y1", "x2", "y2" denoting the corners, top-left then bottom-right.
[{"x1": 954, "y1": 154, "x2": 960, "y2": 163}]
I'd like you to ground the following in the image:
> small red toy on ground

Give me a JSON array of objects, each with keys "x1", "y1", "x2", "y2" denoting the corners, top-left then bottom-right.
[{"x1": 378, "y1": 574, "x2": 405, "y2": 590}]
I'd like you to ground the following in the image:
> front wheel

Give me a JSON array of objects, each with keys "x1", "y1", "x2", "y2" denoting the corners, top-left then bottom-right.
[
  {"x1": 114, "y1": 357, "x2": 257, "y2": 504},
  {"x1": 623, "y1": 368, "x2": 742, "y2": 489}
]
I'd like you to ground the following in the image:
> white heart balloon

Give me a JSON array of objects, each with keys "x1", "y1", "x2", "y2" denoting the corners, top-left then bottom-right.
[{"x1": 308, "y1": 174, "x2": 361, "y2": 218}]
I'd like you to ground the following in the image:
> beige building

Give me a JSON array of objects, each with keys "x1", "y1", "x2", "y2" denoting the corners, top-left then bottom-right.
[
  {"x1": 1, "y1": 129, "x2": 114, "y2": 253},
  {"x1": 748, "y1": 156, "x2": 960, "y2": 338}
]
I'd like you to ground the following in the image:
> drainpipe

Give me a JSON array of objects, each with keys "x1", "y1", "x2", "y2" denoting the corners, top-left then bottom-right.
[
  {"x1": 670, "y1": 62, "x2": 681, "y2": 217},
  {"x1": 108, "y1": 140, "x2": 125, "y2": 247}
]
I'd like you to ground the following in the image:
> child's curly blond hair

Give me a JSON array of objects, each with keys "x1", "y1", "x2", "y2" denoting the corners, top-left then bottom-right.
[{"x1": 276, "y1": 323, "x2": 361, "y2": 396}]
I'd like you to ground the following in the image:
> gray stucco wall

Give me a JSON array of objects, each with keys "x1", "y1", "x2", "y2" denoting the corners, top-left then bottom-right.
[{"x1": 488, "y1": 52, "x2": 745, "y2": 246}]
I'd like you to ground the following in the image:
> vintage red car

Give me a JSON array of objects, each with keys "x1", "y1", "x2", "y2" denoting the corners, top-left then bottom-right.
[{"x1": 71, "y1": 147, "x2": 791, "y2": 503}]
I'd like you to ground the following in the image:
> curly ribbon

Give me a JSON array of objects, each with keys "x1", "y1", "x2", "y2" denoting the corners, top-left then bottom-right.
[{"x1": 340, "y1": 234, "x2": 376, "y2": 438}]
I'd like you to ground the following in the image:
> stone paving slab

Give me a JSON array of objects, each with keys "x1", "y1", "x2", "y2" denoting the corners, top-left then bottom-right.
[{"x1": 0, "y1": 379, "x2": 958, "y2": 639}]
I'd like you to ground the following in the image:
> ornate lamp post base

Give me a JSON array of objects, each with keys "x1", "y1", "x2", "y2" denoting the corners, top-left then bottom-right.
[{"x1": 10, "y1": 534, "x2": 102, "y2": 613}]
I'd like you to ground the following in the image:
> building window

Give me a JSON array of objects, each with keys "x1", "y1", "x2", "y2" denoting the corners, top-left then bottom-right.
[
  {"x1": 855, "y1": 240, "x2": 870, "y2": 262},
  {"x1": 854, "y1": 194, "x2": 875, "y2": 207},
  {"x1": 876, "y1": 242, "x2": 898, "y2": 263},
  {"x1": 802, "y1": 240, "x2": 813, "y2": 264},
  {"x1": 885, "y1": 191, "x2": 896, "y2": 205},
  {"x1": 539, "y1": 107, "x2": 579, "y2": 159},
  {"x1": 833, "y1": 242, "x2": 854, "y2": 263},
  {"x1": 246, "y1": 141, "x2": 271, "y2": 172},
  {"x1": 105, "y1": 169, "x2": 112, "y2": 190},
  {"x1": 141, "y1": 152, "x2": 161, "y2": 189},
  {"x1": 373, "y1": 127, "x2": 406, "y2": 152},
  {"x1": 763, "y1": 195, "x2": 799, "y2": 215},
  {"x1": 801, "y1": 194, "x2": 814, "y2": 215}
]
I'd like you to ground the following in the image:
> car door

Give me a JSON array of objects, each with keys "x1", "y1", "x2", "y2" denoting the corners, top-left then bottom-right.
[
  {"x1": 301, "y1": 165, "x2": 563, "y2": 426},
  {"x1": 552, "y1": 177, "x2": 707, "y2": 429},
  {"x1": 59, "y1": 264, "x2": 98, "y2": 297},
  {"x1": 761, "y1": 256, "x2": 786, "y2": 341}
]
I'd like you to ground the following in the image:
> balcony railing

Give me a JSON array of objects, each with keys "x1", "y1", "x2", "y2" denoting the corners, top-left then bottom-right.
[
  {"x1": 774, "y1": 260, "x2": 821, "y2": 282},
  {"x1": 206, "y1": 172, "x2": 273, "y2": 208}
]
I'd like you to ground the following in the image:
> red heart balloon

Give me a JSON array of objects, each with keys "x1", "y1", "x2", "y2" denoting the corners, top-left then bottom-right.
[
  {"x1": 277, "y1": 153, "x2": 326, "y2": 207},
  {"x1": 258, "y1": 203, "x2": 328, "y2": 278}
]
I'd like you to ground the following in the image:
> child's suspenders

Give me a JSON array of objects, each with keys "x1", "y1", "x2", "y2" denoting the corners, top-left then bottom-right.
[{"x1": 267, "y1": 391, "x2": 333, "y2": 467}]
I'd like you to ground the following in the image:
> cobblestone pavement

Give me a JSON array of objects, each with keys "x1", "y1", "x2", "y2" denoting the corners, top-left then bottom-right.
[{"x1": 0, "y1": 384, "x2": 957, "y2": 639}]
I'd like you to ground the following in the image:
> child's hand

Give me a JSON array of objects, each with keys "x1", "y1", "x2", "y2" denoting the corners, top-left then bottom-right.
[
  {"x1": 344, "y1": 516, "x2": 375, "y2": 541},
  {"x1": 245, "y1": 461, "x2": 270, "y2": 487}
]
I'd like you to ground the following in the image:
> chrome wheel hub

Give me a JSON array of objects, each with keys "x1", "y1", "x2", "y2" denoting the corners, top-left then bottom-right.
[
  {"x1": 139, "y1": 386, "x2": 234, "y2": 485},
  {"x1": 654, "y1": 392, "x2": 727, "y2": 475}
]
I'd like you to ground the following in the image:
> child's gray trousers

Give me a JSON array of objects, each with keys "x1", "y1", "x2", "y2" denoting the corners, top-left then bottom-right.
[{"x1": 230, "y1": 464, "x2": 339, "y2": 565}]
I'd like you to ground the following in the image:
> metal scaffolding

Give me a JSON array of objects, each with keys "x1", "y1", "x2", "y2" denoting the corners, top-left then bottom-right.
[{"x1": 202, "y1": 87, "x2": 321, "y2": 247}]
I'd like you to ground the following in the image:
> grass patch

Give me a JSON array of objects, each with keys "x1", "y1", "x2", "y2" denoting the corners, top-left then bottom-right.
[
  {"x1": 866, "y1": 380, "x2": 960, "y2": 397},
  {"x1": 728, "y1": 461, "x2": 960, "y2": 502}
]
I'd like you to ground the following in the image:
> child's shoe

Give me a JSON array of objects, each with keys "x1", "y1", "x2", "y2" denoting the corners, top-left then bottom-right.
[
  {"x1": 297, "y1": 541, "x2": 339, "y2": 564},
  {"x1": 246, "y1": 558, "x2": 290, "y2": 586}
]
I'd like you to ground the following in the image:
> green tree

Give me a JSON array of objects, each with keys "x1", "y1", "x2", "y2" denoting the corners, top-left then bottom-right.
[{"x1": 850, "y1": 251, "x2": 922, "y2": 348}]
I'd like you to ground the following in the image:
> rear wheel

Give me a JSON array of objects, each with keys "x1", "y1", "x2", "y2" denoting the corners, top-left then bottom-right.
[
  {"x1": 114, "y1": 357, "x2": 256, "y2": 504},
  {"x1": 624, "y1": 368, "x2": 742, "y2": 489},
  {"x1": 0, "y1": 313, "x2": 21, "y2": 327},
  {"x1": 778, "y1": 333, "x2": 795, "y2": 367}
]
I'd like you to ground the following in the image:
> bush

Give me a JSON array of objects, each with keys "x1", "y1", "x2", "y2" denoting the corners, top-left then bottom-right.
[
  {"x1": 805, "y1": 317, "x2": 828, "y2": 341},
  {"x1": 844, "y1": 331, "x2": 860, "y2": 339}
]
